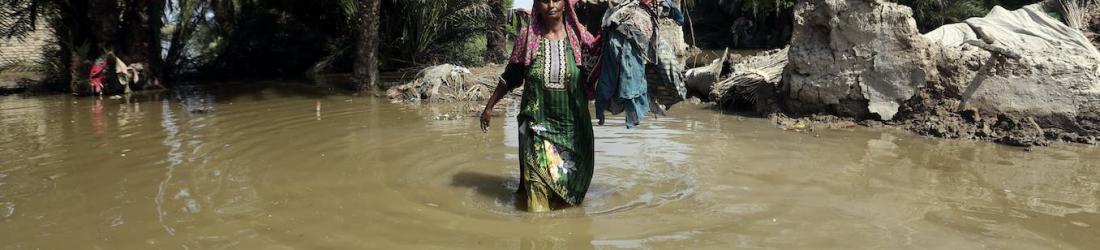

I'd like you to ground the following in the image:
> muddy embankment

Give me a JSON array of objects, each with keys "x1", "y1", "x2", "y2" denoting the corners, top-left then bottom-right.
[{"x1": 697, "y1": 0, "x2": 1100, "y2": 146}]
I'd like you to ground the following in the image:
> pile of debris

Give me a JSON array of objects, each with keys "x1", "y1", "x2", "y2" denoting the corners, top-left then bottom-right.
[
  {"x1": 385, "y1": 64, "x2": 503, "y2": 104},
  {"x1": 683, "y1": 47, "x2": 787, "y2": 114},
  {"x1": 709, "y1": 47, "x2": 787, "y2": 114},
  {"x1": 685, "y1": 0, "x2": 1100, "y2": 146},
  {"x1": 906, "y1": 2, "x2": 1100, "y2": 145}
]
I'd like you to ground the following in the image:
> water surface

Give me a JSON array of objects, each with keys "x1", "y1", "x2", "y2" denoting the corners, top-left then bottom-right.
[{"x1": 0, "y1": 83, "x2": 1098, "y2": 249}]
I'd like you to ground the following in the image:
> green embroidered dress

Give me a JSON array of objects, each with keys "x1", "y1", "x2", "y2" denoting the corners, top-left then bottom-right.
[{"x1": 516, "y1": 38, "x2": 595, "y2": 212}]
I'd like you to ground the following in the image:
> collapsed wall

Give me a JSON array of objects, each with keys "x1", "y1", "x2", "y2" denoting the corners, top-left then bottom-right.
[
  {"x1": 914, "y1": 4, "x2": 1100, "y2": 145},
  {"x1": 783, "y1": 0, "x2": 937, "y2": 120},
  {"x1": 781, "y1": 0, "x2": 1100, "y2": 145}
]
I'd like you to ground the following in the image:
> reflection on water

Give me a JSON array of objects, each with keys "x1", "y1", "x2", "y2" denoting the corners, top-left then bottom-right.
[{"x1": 0, "y1": 83, "x2": 1098, "y2": 249}]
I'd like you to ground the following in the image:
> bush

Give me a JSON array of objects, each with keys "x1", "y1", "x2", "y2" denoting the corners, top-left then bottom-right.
[
  {"x1": 438, "y1": 34, "x2": 488, "y2": 67},
  {"x1": 894, "y1": 0, "x2": 1042, "y2": 32},
  {"x1": 379, "y1": 0, "x2": 494, "y2": 68}
]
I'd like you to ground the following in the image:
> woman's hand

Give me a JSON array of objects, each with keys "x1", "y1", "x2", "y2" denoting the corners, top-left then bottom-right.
[
  {"x1": 480, "y1": 109, "x2": 492, "y2": 132},
  {"x1": 483, "y1": 66, "x2": 522, "y2": 132}
]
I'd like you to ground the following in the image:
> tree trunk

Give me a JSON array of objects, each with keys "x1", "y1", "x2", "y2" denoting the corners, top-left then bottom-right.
[
  {"x1": 65, "y1": 42, "x2": 79, "y2": 94},
  {"x1": 164, "y1": 0, "x2": 202, "y2": 79},
  {"x1": 57, "y1": 0, "x2": 98, "y2": 94},
  {"x1": 485, "y1": 0, "x2": 509, "y2": 63},
  {"x1": 163, "y1": 23, "x2": 187, "y2": 78},
  {"x1": 354, "y1": 0, "x2": 382, "y2": 91},
  {"x1": 87, "y1": 0, "x2": 119, "y2": 50},
  {"x1": 119, "y1": 0, "x2": 166, "y2": 86},
  {"x1": 56, "y1": 3, "x2": 79, "y2": 94}
]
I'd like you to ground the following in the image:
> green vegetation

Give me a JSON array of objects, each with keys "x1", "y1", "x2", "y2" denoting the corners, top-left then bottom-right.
[
  {"x1": 379, "y1": 0, "x2": 494, "y2": 68},
  {"x1": 687, "y1": 0, "x2": 1039, "y2": 32},
  {"x1": 1, "y1": 0, "x2": 501, "y2": 94},
  {"x1": 739, "y1": 0, "x2": 795, "y2": 14},
  {"x1": 0, "y1": 0, "x2": 1072, "y2": 94},
  {"x1": 895, "y1": 0, "x2": 1040, "y2": 32},
  {"x1": 2, "y1": 0, "x2": 167, "y2": 92},
  {"x1": 684, "y1": 0, "x2": 1044, "y2": 49}
]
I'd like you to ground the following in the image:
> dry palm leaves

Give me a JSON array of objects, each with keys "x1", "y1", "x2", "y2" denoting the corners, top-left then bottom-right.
[{"x1": 710, "y1": 47, "x2": 788, "y2": 114}]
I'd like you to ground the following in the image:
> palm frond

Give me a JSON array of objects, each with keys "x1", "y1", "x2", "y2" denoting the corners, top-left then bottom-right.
[
  {"x1": 337, "y1": 0, "x2": 358, "y2": 21},
  {"x1": 381, "y1": 0, "x2": 495, "y2": 65},
  {"x1": 1061, "y1": 0, "x2": 1098, "y2": 30},
  {"x1": 0, "y1": 0, "x2": 44, "y2": 39}
]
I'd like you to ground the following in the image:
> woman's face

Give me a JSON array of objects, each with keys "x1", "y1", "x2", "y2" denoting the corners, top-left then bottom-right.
[{"x1": 536, "y1": 0, "x2": 564, "y2": 23}]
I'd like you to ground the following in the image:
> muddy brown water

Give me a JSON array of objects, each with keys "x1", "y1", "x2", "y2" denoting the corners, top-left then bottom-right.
[{"x1": 1, "y1": 84, "x2": 1098, "y2": 249}]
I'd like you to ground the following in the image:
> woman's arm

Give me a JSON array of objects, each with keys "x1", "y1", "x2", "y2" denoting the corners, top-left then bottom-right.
[{"x1": 480, "y1": 63, "x2": 525, "y2": 132}]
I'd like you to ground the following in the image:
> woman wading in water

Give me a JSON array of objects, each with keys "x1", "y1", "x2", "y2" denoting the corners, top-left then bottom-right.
[{"x1": 480, "y1": 0, "x2": 597, "y2": 212}]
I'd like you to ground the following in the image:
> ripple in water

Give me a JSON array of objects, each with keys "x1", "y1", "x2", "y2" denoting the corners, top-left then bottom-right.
[
  {"x1": 426, "y1": 111, "x2": 700, "y2": 219},
  {"x1": 1, "y1": 88, "x2": 1099, "y2": 249}
]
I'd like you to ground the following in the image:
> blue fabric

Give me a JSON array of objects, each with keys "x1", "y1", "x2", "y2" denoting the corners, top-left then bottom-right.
[
  {"x1": 662, "y1": 0, "x2": 685, "y2": 25},
  {"x1": 596, "y1": 31, "x2": 649, "y2": 128}
]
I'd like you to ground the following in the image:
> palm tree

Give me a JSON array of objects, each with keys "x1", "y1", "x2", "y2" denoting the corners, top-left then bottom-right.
[
  {"x1": 486, "y1": 0, "x2": 509, "y2": 63},
  {"x1": 355, "y1": 0, "x2": 382, "y2": 91},
  {"x1": 379, "y1": 0, "x2": 493, "y2": 65},
  {"x1": 119, "y1": 0, "x2": 166, "y2": 82},
  {"x1": 1, "y1": 0, "x2": 165, "y2": 93},
  {"x1": 163, "y1": 0, "x2": 209, "y2": 76}
]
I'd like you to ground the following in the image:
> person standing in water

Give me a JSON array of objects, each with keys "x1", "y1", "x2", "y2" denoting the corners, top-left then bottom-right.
[{"x1": 480, "y1": 0, "x2": 597, "y2": 212}]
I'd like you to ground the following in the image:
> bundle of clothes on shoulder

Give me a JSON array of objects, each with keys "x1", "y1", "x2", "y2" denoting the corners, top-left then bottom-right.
[{"x1": 592, "y1": 0, "x2": 686, "y2": 128}]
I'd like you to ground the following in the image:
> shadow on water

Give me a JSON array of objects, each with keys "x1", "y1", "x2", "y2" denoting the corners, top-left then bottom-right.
[
  {"x1": 451, "y1": 171, "x2": 524, "y2": 210},
  {"x1": 452, "y1": 170, "x2": 610, "y2": 213}
]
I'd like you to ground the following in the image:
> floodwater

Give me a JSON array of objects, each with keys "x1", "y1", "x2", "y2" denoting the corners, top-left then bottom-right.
[{"x1": 1, "y1": 83, "x2": 1098, "y2": 249}]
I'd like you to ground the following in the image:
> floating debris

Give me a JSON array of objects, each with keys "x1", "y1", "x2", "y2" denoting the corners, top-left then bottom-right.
[{"x1": 0, "y1": 202, "x2": 14, "y2": 219}]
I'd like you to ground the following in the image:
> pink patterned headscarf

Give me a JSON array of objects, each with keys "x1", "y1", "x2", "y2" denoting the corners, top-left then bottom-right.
[{"x1": 508, "y1": 0, "x2": 596, "y2": 66}]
